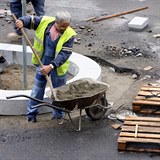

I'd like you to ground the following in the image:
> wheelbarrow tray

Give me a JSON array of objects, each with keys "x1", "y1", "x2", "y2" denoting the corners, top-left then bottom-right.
[{"x1": 46, "y1": 78, "x2": 109, "y2": 111}]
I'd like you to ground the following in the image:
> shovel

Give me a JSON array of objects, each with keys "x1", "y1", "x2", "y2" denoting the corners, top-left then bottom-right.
[{"x1": 11, "y1": 14, "x2": 57, "y2": 99}]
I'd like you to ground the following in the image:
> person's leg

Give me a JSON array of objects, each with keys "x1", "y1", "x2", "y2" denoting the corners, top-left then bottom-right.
[
  {"x1": 27, "y1": 66, "x2": 47, "y2": 122},
  {"x1": 50, "y1": 71, "x2": 67, "y2": 119},
  {"x1": 30, "y1": 0, "x2": 45, "y2": 16},
  {"x1": 9, "y1": 0, "x2": 22, "y2": 35}
]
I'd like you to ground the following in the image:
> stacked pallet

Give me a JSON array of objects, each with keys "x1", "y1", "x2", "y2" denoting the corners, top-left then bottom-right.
[
  {"x1": 118, "y1": 116, "x2": 160, "y2": 153},
  {"x1": 132, "y1": 85, "x2": 160, "y2": 114}
]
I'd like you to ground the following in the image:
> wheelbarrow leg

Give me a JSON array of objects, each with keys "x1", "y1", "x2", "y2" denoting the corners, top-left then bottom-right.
[
  {"x1": 103, "y1": 92, "x2": 107, "y2": 107},
  {"x1": 78, "y1": 109, "x2": 82, "y2": 131},
  {"x1": 67, "y1": 113, "x2": 80, "y2": 132},
  {"x1": 67, "y1": 108, "x2": 82, "y2": 132}
]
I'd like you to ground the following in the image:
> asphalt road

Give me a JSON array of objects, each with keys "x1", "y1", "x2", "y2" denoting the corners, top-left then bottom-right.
[
  {"x1": 0, "y1": 0, "x2": 160, "y2": 160},
  {"x1": 1, "y1": 115, "x2": 159, "y2": 160}
]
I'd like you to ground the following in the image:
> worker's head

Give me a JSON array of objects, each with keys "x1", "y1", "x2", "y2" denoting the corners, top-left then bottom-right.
[{"x1": 55, "y1": 10, "x2": 71, "y2": 33}]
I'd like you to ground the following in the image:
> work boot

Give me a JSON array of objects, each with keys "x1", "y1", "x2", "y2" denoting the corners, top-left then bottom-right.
[{"x1": 7, "y1": 32, "x2": 22, "y2": 41}]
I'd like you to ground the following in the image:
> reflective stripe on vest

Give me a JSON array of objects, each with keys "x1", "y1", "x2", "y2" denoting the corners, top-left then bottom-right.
[{"x1": 33, "y1": 16, "x2": 77, "y2": 76}]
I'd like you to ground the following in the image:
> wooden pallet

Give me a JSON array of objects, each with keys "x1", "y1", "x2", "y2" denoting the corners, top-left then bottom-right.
[
  {"x1": 118, "y1": 116, "x2": 160, "y2": 153},
  {"x1": 132, "y1": 85, "x2": 160, "y2": 114}
]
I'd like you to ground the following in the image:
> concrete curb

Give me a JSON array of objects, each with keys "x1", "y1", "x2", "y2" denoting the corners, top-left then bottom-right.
[{"x1": 0, "y1": 43, "x2": 101, "y2": 115}]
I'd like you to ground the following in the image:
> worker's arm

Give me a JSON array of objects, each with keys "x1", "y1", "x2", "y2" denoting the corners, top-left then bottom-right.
[
  {"x1": 15, "y1": 16, "x2": 42, "y2": 30},
  {"x1": 41, "y1": 36, "x2": 74, "y2": 75}
]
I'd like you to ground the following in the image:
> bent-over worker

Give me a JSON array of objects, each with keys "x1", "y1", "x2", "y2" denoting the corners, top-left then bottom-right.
[{"x1": 15, "y1": 10, "x2": 77, "y2": 124}]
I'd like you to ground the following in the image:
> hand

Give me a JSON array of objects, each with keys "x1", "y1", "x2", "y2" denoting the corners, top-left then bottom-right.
[
  {"x1": 15, "y1": 20, "x2": 23, "y2": 29},
  {"x1": 41, "y1": 65, "x2": 53, "y2": 75}
]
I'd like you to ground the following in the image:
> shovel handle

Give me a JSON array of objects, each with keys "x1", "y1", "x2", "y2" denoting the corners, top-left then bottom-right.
[{"x1": 11, "y1": 14, "x2": 56, "y2": 99}]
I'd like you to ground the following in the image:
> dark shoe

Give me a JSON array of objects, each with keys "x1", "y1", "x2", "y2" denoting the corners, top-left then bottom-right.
[
  {"x1": 27, "y1": 111, "x2": 38, "y2": 123},
  {"x1": 27, "y1": 116, "x2": 37, "y2": 123},
  {"x1": 26, "y1": 113, "x2": 37, "y2": 122}
]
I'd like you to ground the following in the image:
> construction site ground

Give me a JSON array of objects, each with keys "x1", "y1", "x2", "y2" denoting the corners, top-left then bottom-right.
[{"x1": 0, "y1": 0, "x2": 160, "y2": 159}]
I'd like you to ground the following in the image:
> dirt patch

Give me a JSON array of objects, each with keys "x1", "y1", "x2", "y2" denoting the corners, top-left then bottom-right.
[
  {"x1": 0, "y1": 64, "x2": 35, "y2": 90},
  {"x1": 0, "y1": 63, "x2": 73, "y2": 90}
]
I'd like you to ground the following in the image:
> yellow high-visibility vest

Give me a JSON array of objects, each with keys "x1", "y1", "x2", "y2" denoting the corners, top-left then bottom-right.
[{"x1": 33, "y1": 16, "x2": 76, "y2": 76}]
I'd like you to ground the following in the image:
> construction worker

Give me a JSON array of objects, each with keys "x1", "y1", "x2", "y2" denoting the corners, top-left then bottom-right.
[
  {"x1": 8, "y1": 0, "x2": 45, "y2": 41},
  {"x1": 15, "y1": 10, "x2": 76, "y2": 124}
]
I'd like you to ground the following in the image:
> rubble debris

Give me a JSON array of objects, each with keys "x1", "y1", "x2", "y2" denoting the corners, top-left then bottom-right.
[
  {"x1": 88, "y1": 43, "x2": 92, "y2": 47},
  {"x1": 0, "y1": 9, "x2": 11, "y2": 16},
  {"x1": 109, "y1": 67, "x2": 115, "y2": 73},
  {"x1": 108, "y1": 113, "x2": 117, "y2": 120},
  {"x1": 74, "y1": 38, "x2": 78, "y2": 44},
  {"x1": 74, "y1": 37, "x2": 81, "y2": 44},
  {"x1": 98, "y1": 45, "x2": 147, "y2": 58},
  {"x1": 79, "y1": 25, "x2": 85, "y2": 29},
  {"x1": 153, "y1": 34, "x2": 160, "y2": 38},
  {"x1": 143, "y1": 65, "x2": 153, "y2": 71},
  {"x1": 136, "y1": 53, "x2": 143, "y2": 57},
  {"x1": 111, "y1": 123, "x2": 122, "y2": 130},
  {"x1": 132, "y1": 74, "x2": 138, "y2": 79},
  {"x1": 5, "y1": 17, "x2": 12, "y2": 22},
  {"x1": 140, "y1": 75, "x2": 151, "y2": 80},
  {"x1": 115, "y1": 109, "x2": 136, "y2": 122}
]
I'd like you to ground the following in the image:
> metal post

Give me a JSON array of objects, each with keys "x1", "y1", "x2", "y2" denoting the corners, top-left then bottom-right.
[{"x1": 22, "y1": 0, "x2": 28, "y2": 89}]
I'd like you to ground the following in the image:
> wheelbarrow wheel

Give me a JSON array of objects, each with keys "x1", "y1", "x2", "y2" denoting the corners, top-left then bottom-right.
[{"x1": 85, "y1": 97, "x2": 108, "y2": 120}]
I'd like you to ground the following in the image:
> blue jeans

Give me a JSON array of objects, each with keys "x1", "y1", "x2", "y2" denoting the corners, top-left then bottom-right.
[
  {"x1": 10, "y1": 0, "x2": 45, "y2": 34},
  {"x1": 27, "y1": 66, "x2": 67, "y2": 119}
]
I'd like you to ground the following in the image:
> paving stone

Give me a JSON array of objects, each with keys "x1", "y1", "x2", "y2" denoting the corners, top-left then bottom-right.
[{"x1": 128, "y1": 16, "x2": 149, "y2": 31}]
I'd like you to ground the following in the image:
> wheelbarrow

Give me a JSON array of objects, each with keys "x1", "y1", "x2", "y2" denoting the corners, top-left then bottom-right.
[{"x1": 6, "y1": 78, "x2": 110, "y2": 131}]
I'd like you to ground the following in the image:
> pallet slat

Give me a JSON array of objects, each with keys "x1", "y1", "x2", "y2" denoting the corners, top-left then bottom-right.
[
  {"x1": 124, "y1": 121, "x2": 160, "y2": 127},
  {"x1": 125, "y1": 116, "x2": 160, "y2": 121},
  {"x1": 135, "y1": 95, "x2": 160, "y2": 102},
  {"x1": 133, "y1": 100, "x2": 160, "y2": 105},
  {"x1": 138, "y1": 90, "x2": 160, "y2": 96},
  {"x1": 141, "y1": 86, "x2": 160, "y2": 91},
  {"x1": 122, "y1": 125, "x2": 160, "y2": 133},
  {"x1": 120, "y1": 132, "x2": 160, "y2": 139},
  {"x1": 118, "y1": 137, "x2": 160, "y2": 143}
]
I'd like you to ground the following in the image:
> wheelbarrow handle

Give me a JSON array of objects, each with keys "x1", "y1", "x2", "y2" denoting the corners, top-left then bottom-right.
[
  {"x1": 6, "y1": 94, "x2": 45, "y2": 103},
  {"x1": 31, "y1": 102, "x2": 70, "y2": 113},
  {"x1": 6, "y1": 94, "x2": 70, "y2": 113}
]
